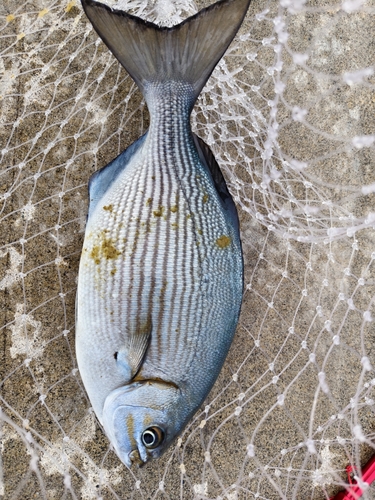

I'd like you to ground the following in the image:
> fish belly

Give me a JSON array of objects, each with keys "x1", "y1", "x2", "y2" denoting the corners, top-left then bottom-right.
[{"x1": 76, "y1": 133, "x2": 242, "y2": 420}]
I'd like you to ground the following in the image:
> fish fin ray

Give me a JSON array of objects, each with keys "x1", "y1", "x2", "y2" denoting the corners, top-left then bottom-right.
[
  {"x1": 116, "y1": 317, "x2": 152, "y2": 381},
  {"x1": 88, "y1": 132, "x2": 147, "y2": 218},
  {"x1": 81, "y1": 0, "x2": 251, "y2": 100},
  {"x1": 193, "y1": 133, "x2": 240, "y2": 233}
]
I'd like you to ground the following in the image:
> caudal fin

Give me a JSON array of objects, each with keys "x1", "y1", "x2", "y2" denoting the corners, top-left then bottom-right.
[{"x1": 81, "y1": 0, "x2": 250, "y2": 102}]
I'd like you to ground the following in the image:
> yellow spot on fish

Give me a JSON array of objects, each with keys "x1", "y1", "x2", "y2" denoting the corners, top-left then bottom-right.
[
  {"x1": 203, "y1": 193, "x2": 209, "y2": 203},
  {"x1": 170, "y1": 205, "x2": 178, "y2": 213},
  {"x1": 103, "y1": 204, "x2": 113, "y2": 212},
  {"x1": 146, "y1": 198, "x2": 152, "y2": 206},
  {"x1": 126, "y1": 414, "x2": 134, "y2": 433},
  {"x1": 102, "y1": 240, "x2": 121, "y2": 259},
  {"x1": 186, "y1": 214, "x2": 191, "y2": 219},
  {"x1": 153, "y1": 206, "x2": 164, "y2": 217},
  {"x1": 6, "y1": 14, "x2": 15, "y2": 23},
  {"x1": 171, "y1": 222, "x2": 178, "y2": 229},
  {"x1": 110, "y1": 268, "x2": 117, "y2": 276},
  {"x1": 17, "y1": 33, "x2": 25, "y2": 41},
  {"x1": 38, "y1": 8, "x2": 49, "y2": 18},
  {"x1": 126, "y1": 415, "x2": 136, "y2": 447},
  {"x1": 90, "y1": 238, "x2": 121, "y2": 264},
  {"x1": 143, "y1": 414, "x2": 153, "y2": 426},
  {"x1": 90, "y1": 246, "x2": 99, "y2": 264},
  {"x1": 216, "y1": 235, "x2": 231, "y2": 249},
  {"x1": 65, "y1": 1, "x2": 76, "y2": 12},
  {"x1": 198, "y1": 229, "x2": 203, "y2": 235}
]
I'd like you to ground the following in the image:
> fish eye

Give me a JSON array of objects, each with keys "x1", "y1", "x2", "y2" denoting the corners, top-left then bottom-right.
[{"x1": 141, "y1": 426, "x2": 164, "y2": 449}]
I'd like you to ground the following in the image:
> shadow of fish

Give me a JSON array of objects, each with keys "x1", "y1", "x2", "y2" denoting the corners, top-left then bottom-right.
[{"x1": 76, "y1": 0, "x2": 249, "y2": 467}]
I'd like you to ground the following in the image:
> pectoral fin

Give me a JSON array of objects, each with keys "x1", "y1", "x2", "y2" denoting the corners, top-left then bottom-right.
[{"x1": 115, "y1": 318, "x2": 152, "y2": 381}]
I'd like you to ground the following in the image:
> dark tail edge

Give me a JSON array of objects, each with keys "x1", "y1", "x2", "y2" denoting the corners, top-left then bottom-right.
[{"x1": 81, "y1": 0, "x2": 251, "y2": 103}]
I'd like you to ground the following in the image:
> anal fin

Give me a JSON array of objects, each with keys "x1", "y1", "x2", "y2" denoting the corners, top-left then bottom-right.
[{"x1": 88, "y1": 132, "x2": 147, "y2": 218}]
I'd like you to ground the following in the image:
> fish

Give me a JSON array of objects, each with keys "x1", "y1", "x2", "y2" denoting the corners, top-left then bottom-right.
[{"x1": 76, "y1": 0, "x2": 249, "y2": 467}]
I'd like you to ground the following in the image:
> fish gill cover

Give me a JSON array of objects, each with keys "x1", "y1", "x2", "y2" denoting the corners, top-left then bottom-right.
[{"x1": 1, "y1": 0, "x2": 375, "y2": 498}]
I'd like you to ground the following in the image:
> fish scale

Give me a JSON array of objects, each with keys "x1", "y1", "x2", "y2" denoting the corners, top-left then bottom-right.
[{"x1": 77, "y1": 0, "x2": 249, "y2": 467}]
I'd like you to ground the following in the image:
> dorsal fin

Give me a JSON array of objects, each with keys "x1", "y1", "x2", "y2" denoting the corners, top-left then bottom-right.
[
  {"x1": 81, "y1": 0, "x2": 251, "y2": 103},
  {"x1": 193, "y1": 133, "x2": 240, "y2": 233}
]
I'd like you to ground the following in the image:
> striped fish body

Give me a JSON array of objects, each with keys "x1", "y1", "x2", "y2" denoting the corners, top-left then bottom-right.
[
  {"x1": 77, "y1": 81, "x2": 242, "y2": 416},
  {"x1": 77, "y1": 0, "x2": 249, "y2": 467}
]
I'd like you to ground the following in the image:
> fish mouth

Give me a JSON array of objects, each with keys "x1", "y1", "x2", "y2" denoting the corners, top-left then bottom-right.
[{"x1": 129, "y1": 449, "x2": 146, "y2": 467}]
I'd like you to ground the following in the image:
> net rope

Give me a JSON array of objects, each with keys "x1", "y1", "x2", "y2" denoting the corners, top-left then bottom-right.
[{"x1": 1, "y1": 0, "x2": 375, "y2": 498}]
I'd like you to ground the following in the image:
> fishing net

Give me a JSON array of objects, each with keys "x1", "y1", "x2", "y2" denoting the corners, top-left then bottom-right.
[{"x1": 1, "y1": 0, "x2": 375, "y2": 498}]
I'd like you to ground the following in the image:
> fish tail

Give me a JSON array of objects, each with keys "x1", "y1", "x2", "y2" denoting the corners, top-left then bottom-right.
[{"x1": 81, "y1": 0, "x2": 250, "y2": 104}]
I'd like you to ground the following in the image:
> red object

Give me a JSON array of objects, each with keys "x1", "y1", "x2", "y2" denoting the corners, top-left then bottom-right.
[{"x1": 330, "y1": 455, "x2": 375, "y2": 499}]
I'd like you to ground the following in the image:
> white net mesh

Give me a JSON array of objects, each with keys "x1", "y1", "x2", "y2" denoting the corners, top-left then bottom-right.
[{"x1": 1, "y1": 0, "x2": 375, "y2": 498}]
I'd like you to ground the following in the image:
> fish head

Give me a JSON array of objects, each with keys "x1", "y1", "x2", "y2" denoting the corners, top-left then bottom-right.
[{"x1": 102, "y1": 380, "x2": 183, "y2": 467}]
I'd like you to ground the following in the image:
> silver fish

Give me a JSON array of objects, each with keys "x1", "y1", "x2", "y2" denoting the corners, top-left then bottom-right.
[{"x1": 76, "y1": 0, "x2": 249, "y2": 467}]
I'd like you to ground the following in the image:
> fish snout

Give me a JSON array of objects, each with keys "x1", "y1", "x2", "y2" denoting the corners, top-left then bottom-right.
[{"x1": 129, "y1": 449, "x2": 146, "y2": 467}]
